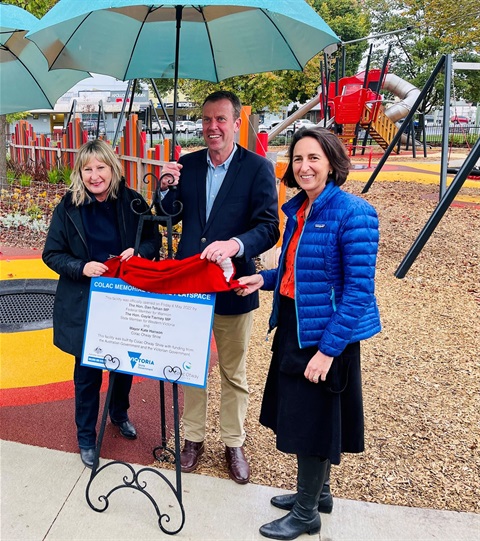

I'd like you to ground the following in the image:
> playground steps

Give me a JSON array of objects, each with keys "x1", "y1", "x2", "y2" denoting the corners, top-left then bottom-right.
[
  {"x1": 360, "y1": 106, "x2": 398, "y2": 150},
  {"x1": 337, "y1": 123, "x2": 358, "y2": 145}
]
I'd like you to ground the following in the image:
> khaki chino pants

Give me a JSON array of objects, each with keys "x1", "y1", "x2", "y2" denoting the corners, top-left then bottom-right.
[{"x1": 182, "y1": 311, "x2": 253, "y2": 447}]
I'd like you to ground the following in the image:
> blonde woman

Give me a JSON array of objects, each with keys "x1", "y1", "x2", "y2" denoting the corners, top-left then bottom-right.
[{"x1": 43, "y1": 139, "x2": 156, "y2": 468}]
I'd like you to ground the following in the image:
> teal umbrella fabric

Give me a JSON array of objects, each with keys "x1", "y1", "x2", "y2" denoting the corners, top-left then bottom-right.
[
  {"x1": 26, "y1": 0, "x2": 340, "y2": 82},
  {"x1": 0, "y1": 4, "x2": 90, "y2": 115},
  {"x1": 27, "y1": 0, "x2": 339, "y2": 157}
]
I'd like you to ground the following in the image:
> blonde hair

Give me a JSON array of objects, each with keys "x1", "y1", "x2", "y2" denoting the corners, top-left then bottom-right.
[{"x1": 69, "y1": 139, "x2": 123, "y2": 206}]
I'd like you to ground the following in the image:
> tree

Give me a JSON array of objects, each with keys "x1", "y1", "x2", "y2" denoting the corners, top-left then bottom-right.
[
  {"x1": 309, "y1": 0, "x2": 371, "y2": 77},
  {"x1": 363, "y1": 0, "x2": 479, "y2": 110},
  {"x1": 425, "y1": 0, "x2": 479, "y2": 52}
]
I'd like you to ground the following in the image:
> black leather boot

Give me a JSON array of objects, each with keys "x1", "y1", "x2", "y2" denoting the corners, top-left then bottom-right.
[
  {"x1": 260, "y1": 456, "x2": 328, "y2": 540},
  {"x1": 270, "y1": 460, "x2": 333, "y2": 513}
]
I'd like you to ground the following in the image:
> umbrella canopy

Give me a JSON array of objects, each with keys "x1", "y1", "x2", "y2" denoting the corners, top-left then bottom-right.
[
  {"x1": 26, "y1": 0, "x2": 339, "y2": 82},
  {"x1": 0, "y1": 4, "x2": 90, "y2": 115},
  {"x1": 27, "y1": 0, "x2": 339, "y2": 157}
]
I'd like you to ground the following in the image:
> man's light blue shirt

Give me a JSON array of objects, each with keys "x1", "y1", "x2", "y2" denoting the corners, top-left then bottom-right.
[
  {"x1": 206, "y1": 145, "x2": 244, "y2": 256},
  {"x1": 206, "y1": 145, "x2": 236, "y2": 219}
]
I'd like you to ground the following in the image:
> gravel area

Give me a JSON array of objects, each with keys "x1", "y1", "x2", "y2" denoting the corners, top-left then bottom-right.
[{"x1": 1, "y1": 152, "x2": 479, "y2": 514}]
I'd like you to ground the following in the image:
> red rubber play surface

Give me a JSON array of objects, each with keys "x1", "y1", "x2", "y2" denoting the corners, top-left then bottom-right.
[{"x1": 0, "y1": 246, "x2": 217, "y2": 465}]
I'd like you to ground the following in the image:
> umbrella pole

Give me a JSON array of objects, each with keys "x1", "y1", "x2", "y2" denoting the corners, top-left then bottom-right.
[
  {"x1": 171, "y1": 5, "x2": 183, "y2": 161},
  {"x1": 150, "y1": 79, "x2": 173, "y2": 134},
  {"x1": 112, "y1": 79, "x2": 134, "y2": 148}
]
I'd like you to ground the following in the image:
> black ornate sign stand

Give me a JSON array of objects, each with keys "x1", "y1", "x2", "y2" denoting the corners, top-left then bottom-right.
[{"x1": 85, "y1": 173, "x2": 186, "y2": 535}]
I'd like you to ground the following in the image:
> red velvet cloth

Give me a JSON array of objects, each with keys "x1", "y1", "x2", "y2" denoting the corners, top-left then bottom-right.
[{"x1": 103, "y1": 254, "x2": 245, "y2": 294}]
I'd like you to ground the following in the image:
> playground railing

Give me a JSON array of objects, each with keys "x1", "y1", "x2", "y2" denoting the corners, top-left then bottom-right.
[
  {"x1": 345, "y1": 144, "x2": 374, "y2": 167},
  {"x1": 364, "y1": 105, "x2": 398, "y2": 144}
]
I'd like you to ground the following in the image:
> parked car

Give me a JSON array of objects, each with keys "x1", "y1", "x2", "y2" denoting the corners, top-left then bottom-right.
[
  {"x1": 398, "y1": 118, "x2": 419, "y2": 129},
  {"x1": 261, "y1": 118, "x2": 317, "y2": 137},
  {"x1": 176, "y1": 120, "x2": 196, "y2": 133},
  {"x1": 268, "y1": 121, "x2": 293, "y2": 136},
  {"x1": 293, "y1": 118, "x2": 317, "y2": 130},
  {"x1": 148, "y1": 120, "x2": 161, "y2": 133},
  {"x1": 450, "y1": 115, "x2": 470, "y2": 124},
  {"x1": 81, "y1": 120, "x2": 106, "y2": 136},
  {"x1": 160, "y1": 119, "x2": 172, "y2": 133},
  {"x1": 195, "y1": 119, "x2": 203, "y2": 136}
]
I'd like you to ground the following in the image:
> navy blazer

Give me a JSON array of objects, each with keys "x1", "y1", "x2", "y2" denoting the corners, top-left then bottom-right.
[{"x1": 161, "y1": 145, "x2": 280, "y2": 315}]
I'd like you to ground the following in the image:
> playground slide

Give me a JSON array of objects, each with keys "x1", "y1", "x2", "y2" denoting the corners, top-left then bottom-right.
[
  {"x1": 382, "y1": 74, "x2": 421, "y2": 123},
  {"x1": 266, "y1": 72, "x2": 421, "y2": 143},
  {"x1": 383, "y1": 74, "x2": 422, "y2": 145}
]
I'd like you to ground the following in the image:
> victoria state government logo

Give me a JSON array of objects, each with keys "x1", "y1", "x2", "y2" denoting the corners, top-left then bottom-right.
[{"x1": 128, "y1": 351, "x2": 154, "y2": 369}]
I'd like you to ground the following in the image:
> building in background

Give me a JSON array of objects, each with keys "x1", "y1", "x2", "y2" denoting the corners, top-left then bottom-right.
[{"x1": 10, "y1": 74, "x2": 199, "y2": 138}]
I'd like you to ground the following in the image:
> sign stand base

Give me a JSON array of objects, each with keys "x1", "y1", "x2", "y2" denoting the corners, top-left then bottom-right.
[{"x1": 85, "y1": 370, "x2": 185, "y2": 535}]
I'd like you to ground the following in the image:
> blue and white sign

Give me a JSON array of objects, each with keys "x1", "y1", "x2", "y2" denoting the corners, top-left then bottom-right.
[{"x1": 81, "y1": 277, "x2": 215, "y2": 388}]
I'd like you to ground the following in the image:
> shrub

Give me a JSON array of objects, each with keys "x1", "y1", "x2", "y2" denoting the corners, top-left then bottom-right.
[
  {"x1": 47, "y1": 168, "x2": 63, "y2": 184},
  {"x1": 26, "y1": 203, "x2": 43, "y2": 220},
  {"x1": 6, "y1": 170, "x2": 16, "y2": 184},
  {"x1": 62, "y1": 166, "x2": 73, "y2": 186},
  {"x1": 180, "y1": 136, "x2": 205, "y2": 148},
  {"x1": 19, "y1": 172, "x2": 32, "y2": 187},
  {"x1": 0, "y1": 212, "x2": 48, "y2": 232}
]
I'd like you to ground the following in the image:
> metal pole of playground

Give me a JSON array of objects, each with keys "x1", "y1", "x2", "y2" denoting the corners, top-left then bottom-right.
[{"x1": 362, "y1": 55, "x2": 447, "y2": 194}]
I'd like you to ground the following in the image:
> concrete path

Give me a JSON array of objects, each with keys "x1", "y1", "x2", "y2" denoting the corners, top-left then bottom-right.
[{"x1": 1, "y1": 440, "x2": 479, "y2": 541}]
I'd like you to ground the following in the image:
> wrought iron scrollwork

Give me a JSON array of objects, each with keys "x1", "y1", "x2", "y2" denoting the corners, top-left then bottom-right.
[
  {"x1": 130, "y1": 172, "x2": 183, "y2": 218},
  {"x1": 86, "y1": 461, "x2": 185, "y2": 535},
  {"x1": 103, "y1": 354, "x2": 120, "y2": 371},
  {"x1": 163, "y1": 365, "x2": 182, "y2": 383}
]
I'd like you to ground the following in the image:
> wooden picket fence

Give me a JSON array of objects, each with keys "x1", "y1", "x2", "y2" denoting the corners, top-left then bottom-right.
[
  {"x1": 9, "y1": 114, "x2": 287, "y2": 259},
  {"x1": 8, "y1": 115, "x2": 181, "y2": 198}
]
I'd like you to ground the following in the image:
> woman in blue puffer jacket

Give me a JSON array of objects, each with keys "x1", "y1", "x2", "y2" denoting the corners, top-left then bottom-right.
[{"x1": 236, "y1": 128, "x2": 381, "y2": 541}]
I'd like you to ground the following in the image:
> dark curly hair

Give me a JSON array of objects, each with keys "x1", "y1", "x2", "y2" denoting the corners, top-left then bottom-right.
[{"x1": 282, "y1": 127, "x2": 351, "y2": 188}]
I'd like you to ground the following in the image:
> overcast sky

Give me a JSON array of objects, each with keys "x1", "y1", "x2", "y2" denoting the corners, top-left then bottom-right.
[{"x1": 73, "y1": 73, "x2": 130, "y2": 91}]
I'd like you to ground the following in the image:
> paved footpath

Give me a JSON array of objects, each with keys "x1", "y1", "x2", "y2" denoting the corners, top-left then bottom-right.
[{"x1": 1, "y1": 440, "x2": 479, "y2": 541}]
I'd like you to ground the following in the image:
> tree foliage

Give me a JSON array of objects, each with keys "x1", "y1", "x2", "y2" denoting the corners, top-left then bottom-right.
[
  {"x1": 3, "y1": 0, "x2": 56, "y2": 18},
  {"x1": 425, "y1": 0, "x2": 479, "y2": 52},
  {"x1": 363, "y1": 0, "x2": 479, "y2": 109},
  {"x1": 310, "y1": 0, "x2": 370, "y2": 77}
]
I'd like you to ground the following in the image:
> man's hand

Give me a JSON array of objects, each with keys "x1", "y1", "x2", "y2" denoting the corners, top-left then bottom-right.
[
  {"x1": 201, "y1": 239, "x2": 240, "y2": 264},
  {"x1": 160, "y1": 162, "x2": 182, "y2": 190}
]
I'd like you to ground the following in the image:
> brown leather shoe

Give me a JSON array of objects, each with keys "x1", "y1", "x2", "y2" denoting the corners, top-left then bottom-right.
[
  {"x1": 180, "y1": 440, "x2": 204, "y2": 473},
  {"x1": 225, "y1": 446, "x2": 250, "y2": 484}
]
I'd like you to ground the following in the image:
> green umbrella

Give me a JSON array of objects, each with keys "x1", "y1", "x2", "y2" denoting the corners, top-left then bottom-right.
[
  {"x1": 27, "y1": 0, "x2": 339, "y2": 156},
  {"x1": 0, "y1": 4, "x2": 90, "y2": 115}
]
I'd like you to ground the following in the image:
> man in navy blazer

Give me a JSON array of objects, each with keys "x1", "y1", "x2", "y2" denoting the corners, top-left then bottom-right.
[{"x1": 160, "y1": 91, "x2": 279, "y2": 483}]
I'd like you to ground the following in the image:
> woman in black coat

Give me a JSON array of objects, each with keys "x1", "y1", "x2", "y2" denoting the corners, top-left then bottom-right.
[{"x1": 43, "y1": 139, "x2": 156, "y2": 468}]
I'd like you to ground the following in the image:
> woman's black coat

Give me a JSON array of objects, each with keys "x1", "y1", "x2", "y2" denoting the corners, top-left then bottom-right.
[{"x1": 43, "y1": 181, "x2": 156, "y2": 357}]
